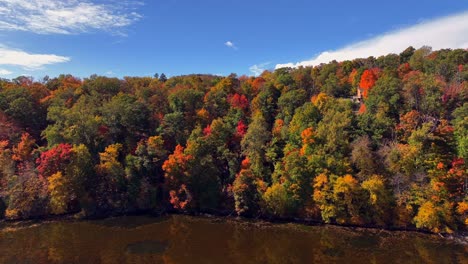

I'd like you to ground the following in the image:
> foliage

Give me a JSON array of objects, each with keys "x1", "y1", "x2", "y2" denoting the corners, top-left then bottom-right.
[
  {"x1": 0, "y1": 47, "x2": 466, "y2": 233},
  {"x1": 233, "y1": 158, "x2": 260, "y2": 216}
]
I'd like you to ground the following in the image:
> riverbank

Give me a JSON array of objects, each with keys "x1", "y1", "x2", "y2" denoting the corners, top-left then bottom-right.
[
  {"x1": 1, "y1": 211, "x2": 467, "y2": 246},
  {"x1": 201, "y1": 213, "x2": 468, "y2": 246},
  {"x1": 2, "y1": 214, "x2": 466, "y2": 264}
]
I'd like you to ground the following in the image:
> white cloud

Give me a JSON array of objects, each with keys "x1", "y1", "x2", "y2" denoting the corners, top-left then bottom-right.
[
  {"x1": 276, "y1": 11, "x2": 468, "y2": 69},
  {"x1": 0, "y1": 45, "x2": 70, "y2": 70},
  {"x1": 249, "y1": 62, "x2": 271, "y2": 76},
  {"x1": 0, "y1": 68, "x2": 12, "y2": 75},
  {"x1": 0, "y1": 0, "x2": 142, "y2": 35},
  {"x1": 105, "y1": 70, "x2": 115, "y2": 75},
  {"x1": 225, "y1": 41, "x2": 238, "y2": 50}
]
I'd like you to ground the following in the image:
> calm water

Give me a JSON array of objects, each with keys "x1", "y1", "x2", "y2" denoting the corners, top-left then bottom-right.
[{"x1": 0, "y1": 215, "x2": 466, "y2": 264}]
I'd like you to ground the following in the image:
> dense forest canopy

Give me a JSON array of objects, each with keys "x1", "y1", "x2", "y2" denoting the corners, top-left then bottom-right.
[{"x1": 0, "y1": 46, "x2": 467, "y2": 233}]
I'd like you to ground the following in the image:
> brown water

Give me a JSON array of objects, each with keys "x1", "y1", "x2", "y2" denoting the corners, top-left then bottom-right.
[{"x1": 0, "y1": 215, "x2": 466, "y2": 264}]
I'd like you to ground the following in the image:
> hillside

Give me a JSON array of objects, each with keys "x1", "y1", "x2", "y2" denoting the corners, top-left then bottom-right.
[{"x1": 0, "y1": 46, "x2": 467, "y2": 233}]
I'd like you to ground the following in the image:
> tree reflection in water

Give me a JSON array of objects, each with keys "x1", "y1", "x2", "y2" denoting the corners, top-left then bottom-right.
[{"x1": 0, "y1": 215, "x2": 466, "y2": 264}]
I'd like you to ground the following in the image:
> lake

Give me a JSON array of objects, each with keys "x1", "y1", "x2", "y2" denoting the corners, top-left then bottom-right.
[{"x1": 0, "y1": 215, "x2": 466, "y2": 263}]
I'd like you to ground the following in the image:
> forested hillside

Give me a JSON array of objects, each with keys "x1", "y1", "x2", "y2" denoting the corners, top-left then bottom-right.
[{"x1": 0, "y1": 46, "x2": 467, "y2": 233}]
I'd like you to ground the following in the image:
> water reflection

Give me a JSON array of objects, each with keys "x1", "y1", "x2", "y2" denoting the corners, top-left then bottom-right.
[
  {"x1": 93, "y1": 215, "x2": 171, "y2": 229},
  {"x1": 126, "y1": 240, "x2": 169, "y2": 254},
  {"x1": 0, "y1": 215, "x2": 466, "y2": 264}
]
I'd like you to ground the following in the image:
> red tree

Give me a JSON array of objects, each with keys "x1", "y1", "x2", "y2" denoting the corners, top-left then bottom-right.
[
  {"x1": 162, "y1": 145, "x2": 193, "y2": 209},
  {"x1": 36, "y1": 143, "x2": 73, "y2": 178},
  {"x1": 236, "y1": 120, "x2": 247, "y2": 138},
  {"x1": 359, "y1": 68, "x2": 380, "y2": 98},
  {"x1": 228, "y1": 93, "x2": 249, "y2": 110}
]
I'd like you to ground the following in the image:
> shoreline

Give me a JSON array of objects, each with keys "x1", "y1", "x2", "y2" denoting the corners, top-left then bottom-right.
[{"x1": 1, "y1": 211, "x2": 467, "y2": 246}]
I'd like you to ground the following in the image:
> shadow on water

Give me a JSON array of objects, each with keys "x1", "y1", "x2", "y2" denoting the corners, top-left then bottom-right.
[
  {"x1": 91, "y1": 215, "x2": 171, "y2": 229},
  {"x1": 126, "y1": 240, "x2": 169, "y2": 254},
  {"x1": 346, "y1": 234, "x2": 381, "y2": 248}
]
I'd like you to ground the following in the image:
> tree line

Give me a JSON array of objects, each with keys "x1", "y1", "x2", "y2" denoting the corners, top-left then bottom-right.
[{"x1": 0, "y1": 46, "x2": 467, "y2": 233}]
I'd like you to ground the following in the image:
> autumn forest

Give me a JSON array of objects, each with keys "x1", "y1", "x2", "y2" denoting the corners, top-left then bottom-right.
[{"x1": 0, "y1": 46, "x2": 467, "y2": 234}]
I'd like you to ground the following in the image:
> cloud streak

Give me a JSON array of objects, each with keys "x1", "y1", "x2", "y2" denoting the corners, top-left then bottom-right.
[
  {"x1": 0, "y1": 45, "x2": 70, "y2": 70},
  {"x1": 0, "y1": 0, "x2": 142, "y2": 35},
  {"x1": 276, "y1": 11, "x2": 468, "y2": 69}
]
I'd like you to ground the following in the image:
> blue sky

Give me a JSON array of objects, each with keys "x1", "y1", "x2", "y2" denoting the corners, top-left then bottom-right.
[{"x1": 0, "y1": 0, "x2": 467, "y2": 79}]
